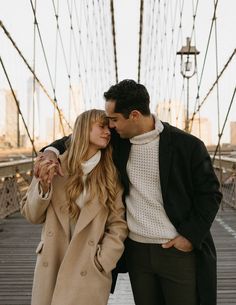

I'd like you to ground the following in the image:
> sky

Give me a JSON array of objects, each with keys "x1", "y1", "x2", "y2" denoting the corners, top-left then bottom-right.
[{"x1": 0, "y1": 0, "x2": 236, "y2": 145}]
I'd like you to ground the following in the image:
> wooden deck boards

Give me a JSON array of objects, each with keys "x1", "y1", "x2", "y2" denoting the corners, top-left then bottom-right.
[
  {"x1": 0, "y1": 206, "x2": 236, "y2": 305},
  {"x1": 0, "y1": 213, "x2": 41, "y2": 305}
]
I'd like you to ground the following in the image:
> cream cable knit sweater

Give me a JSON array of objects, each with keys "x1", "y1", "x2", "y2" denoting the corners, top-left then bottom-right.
[{"x1": 126, "y1": 116, "x2": 178, "y2": 243}]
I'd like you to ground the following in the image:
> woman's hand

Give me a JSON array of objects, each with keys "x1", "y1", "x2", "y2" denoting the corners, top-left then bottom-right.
[
  {"x1": 34, "y1": 151, "x2": 64, "y2": 184},
  {"x1": 39, "y1": 180, "x2": 51, "y2": 196}
]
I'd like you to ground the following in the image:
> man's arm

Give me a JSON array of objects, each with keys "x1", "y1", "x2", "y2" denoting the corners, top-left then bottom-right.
[
  {"x1": 40, "y1": 135, "x2": 71, "y2": 155},
  {"x1": 176, "y1": 140, "x2": 222, "y2": 250},
  {"x1": 163, "y1": 139, "x2": 222, "y2": 252}
]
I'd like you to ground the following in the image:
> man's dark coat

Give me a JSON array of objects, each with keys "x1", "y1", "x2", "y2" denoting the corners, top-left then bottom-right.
[
  {"x1": 110, "y1": 122, "x2": 222, "y2": 305},
  {"x1": 47, "y1": 122, "x2": 222, "y2": 305}
]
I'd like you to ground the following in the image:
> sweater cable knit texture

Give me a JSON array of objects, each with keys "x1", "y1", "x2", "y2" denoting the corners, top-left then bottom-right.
[{"x1": 126, "y1": 115, "x2": 178, "y2": 243}]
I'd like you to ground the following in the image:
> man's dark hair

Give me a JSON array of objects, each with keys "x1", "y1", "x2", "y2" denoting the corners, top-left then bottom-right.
[{"x1": 104, "y1": 79, "x2": 150, "y2": 118}]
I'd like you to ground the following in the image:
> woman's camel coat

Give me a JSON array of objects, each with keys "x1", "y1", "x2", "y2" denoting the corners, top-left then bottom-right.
[{"x1": 20, "y1": 153, "x2": 128, "y2": 305}]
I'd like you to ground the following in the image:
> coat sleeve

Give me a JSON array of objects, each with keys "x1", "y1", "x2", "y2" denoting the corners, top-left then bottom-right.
[
  {"x1": 96, "y1": 189, "x2": 128, "y2": 273},
  {"x1": 177, "y1": 140, "x2": 222, "y2": 249},
  {"x1": 20, "y1": 177, "x2": 53, "y2": 224}
]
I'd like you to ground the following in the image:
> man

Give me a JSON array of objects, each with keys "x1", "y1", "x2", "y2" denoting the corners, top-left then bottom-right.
[{"x1": 36, "y1": 80, "x2": 222, "y2": 305}]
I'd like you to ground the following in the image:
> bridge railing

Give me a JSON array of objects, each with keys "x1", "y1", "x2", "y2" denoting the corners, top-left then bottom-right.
[
  {"x1": 0, "y1": 159, "x2": 33, "y2": 218},
  {"x1": 220, "y1": 174, "x2": 236, "y2": 209},
  {"x1": 0, "y1": 156, "x2": 236, "y2": 218},
  {"x1": 213, "y1": 155, "x2": 236, "y2": 209}
]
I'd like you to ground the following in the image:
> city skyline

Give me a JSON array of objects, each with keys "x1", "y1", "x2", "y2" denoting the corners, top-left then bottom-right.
[{"x1": 1, "y1": 88, "x2": 236, "y2": 148}]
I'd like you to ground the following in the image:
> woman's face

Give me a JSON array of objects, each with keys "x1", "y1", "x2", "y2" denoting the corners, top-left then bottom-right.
[{"x1": 89, "y1": 120, "x2": 111, "y2": 150}]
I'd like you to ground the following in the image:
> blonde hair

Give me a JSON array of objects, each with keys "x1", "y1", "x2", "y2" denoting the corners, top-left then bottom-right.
[{"x1": 65, "y1": 109, "x2": 120, "y2": 220}]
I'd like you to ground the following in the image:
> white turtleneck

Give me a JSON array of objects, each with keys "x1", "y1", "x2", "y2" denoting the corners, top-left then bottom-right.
[
  {"x1": 75, "y1": 150, "x2": 101, "y2": 209},
  {"x1": 126, "y1": 115, "x2": 178, "y2": 244}
]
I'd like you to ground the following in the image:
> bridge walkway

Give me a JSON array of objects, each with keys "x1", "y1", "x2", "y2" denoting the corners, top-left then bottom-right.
[{"x1": 0, "y1": 206, "x2": 235, "y2": 305}]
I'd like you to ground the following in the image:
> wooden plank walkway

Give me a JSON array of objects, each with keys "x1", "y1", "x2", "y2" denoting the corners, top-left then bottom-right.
[{"x1": 0, "y1": 206, "x2": 236, "y2": 305}]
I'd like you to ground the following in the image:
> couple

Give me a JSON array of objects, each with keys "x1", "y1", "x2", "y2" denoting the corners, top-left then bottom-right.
[{"x1": 21, "y1": 79, "x2": 222, "y2": 305}]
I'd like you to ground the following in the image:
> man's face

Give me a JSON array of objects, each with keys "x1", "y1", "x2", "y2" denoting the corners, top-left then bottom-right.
[{"x1": 105, "y1": 100, "x2": 136, "y2": 139}]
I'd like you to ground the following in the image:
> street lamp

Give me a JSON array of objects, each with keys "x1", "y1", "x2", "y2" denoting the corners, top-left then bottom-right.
[{"x1": 177, "y1": 37, "x2": 200, "y2": 132}]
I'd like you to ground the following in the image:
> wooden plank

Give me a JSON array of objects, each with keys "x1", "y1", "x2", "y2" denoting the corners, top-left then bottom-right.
[{"x1": 0, "y1": 213, "x2": 40, "y2": 305}]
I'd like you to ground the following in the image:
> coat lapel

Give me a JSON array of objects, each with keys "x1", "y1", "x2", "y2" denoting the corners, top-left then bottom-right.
[
  {"x1": 52, "y1": 152, "x2": 106, "y2": 237},
  {"x1": 73, "y1": 199, "x2": 104, "y2": 235},
  {"x1": 159, "y1": 123, "x2": 173, "y2": 201}
]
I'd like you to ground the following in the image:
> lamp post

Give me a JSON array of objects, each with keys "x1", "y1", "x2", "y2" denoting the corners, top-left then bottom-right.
[{"x1": 177, "y1": 37, "x2": 200, "y2": 132}]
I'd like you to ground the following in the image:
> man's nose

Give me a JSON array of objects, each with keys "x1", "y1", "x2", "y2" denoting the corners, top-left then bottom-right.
[{"x1": 109, "y1": 120, "x2": 115, "y2": 128}]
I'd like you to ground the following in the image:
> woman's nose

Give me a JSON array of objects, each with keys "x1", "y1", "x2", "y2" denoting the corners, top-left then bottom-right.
[{"x1": 105, "y1": 127, "x2": 111, "y2": 135}]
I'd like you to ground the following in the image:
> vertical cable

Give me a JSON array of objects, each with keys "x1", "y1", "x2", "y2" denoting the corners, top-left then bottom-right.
[
  {"x1": 110, "y1": 0, "x2": 118, "y2": 83},
  {"x1": 138, "y1": 0, "x2": 144, "y2": 83},
  {"x1": 53, "y1": 0, "x2": 59, "y2": 140},
  {"x1": 213, "y1": 0, "x2": 222, "y2": 187},
  {"x1": 32, "y1": 0, "x2": 37, "y2": 158}
]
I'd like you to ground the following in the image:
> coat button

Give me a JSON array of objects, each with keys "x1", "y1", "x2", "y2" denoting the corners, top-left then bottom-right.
[
  {"x1": 43, "y1": 262, "x2": 48, "y2": 267},
  {"x1": 47, "y1": 231, "x2": 53, "y2": 237},
  {"x1": 80, "y1": 271, "x2": 87, "y2": 276},
  {"x1": 88, "y1": 240, "x2": 94, "y2": 246}
]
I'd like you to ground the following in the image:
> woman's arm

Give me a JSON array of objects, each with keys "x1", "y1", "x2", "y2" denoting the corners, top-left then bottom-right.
[{"x1": 20, "y1": 177, "x2": 52, "y2": 224}]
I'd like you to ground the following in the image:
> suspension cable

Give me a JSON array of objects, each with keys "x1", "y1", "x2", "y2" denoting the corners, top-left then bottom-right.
[
  {"x1": 138, "y1": 0, "x2": 144, "y2": 83},
  {"x1": 191, "y1": 0, "x2": 219, "y2": 119},
  {"x1": 213, "y1": 0, "x2": 222, "y2": 185},
  {"x1": 29, "y1": 0, "x2": 55, "y2": 93},
  {"x1": 32, "y1": 0, "x2": 37, "y2": 158},
  {"x1": 212, "y1": 85, "x2": 236, "y2": 162},
  {"x1": 52, "y1": 0, "x2": 59, "y2": 140},
  {"x1": 189, "y1": 49, "x2": 236, "y2": 122},
  {"x1": 110, "y1": 0, "x2": 118, "y2": 83}
]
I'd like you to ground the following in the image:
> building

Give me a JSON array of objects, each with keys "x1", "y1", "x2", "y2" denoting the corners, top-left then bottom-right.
[
  {"x1": 230, "y1": 122, "x2": 236, "y2": 145},
  {"x1": 156, "y1": 101, "x2": 185, "y2": 129},
  {"x1": 190, "y1": 116, "x2": 212, "y2": 146},
  {"x1": 26, "y1": 76, "x2": 40, "y2": 139},
  {"x1": 4, "y1": 90, "x2": 19, "y2": 148}
]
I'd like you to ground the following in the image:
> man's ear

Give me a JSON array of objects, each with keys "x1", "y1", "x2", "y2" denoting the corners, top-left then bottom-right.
[{"x1": 129, "y1": 110, "x2": 141, "y2": 120}]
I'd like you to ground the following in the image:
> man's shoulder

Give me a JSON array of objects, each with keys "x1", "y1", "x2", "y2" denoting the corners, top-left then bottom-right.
[
  {"x1": 161, "y1": 122, "x2": 205, "y2": 151},
  {"x1": 162, "y1": 122, "x2": 202, "y2": 143}
]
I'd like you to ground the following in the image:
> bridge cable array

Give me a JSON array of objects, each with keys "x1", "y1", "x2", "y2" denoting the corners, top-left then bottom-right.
[
  {"x1": 0, "y1": 1, "x2": 117, "y2": 152},
  {"x1": 138, "y1": 0, "x2": 235, "y2": 170},
  {"x1": 0, "y1": 20, "x2": 70, "y2": 137}
]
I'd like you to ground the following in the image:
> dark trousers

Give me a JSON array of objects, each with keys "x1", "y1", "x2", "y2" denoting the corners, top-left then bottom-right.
[{"x1": 125, "y1": 238, "x2": 198, "y2": 305}]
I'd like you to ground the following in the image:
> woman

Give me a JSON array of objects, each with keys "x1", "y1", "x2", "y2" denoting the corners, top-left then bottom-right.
[{"x1": 20, "y1": 109, "x2": 128, "y2": 305}]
